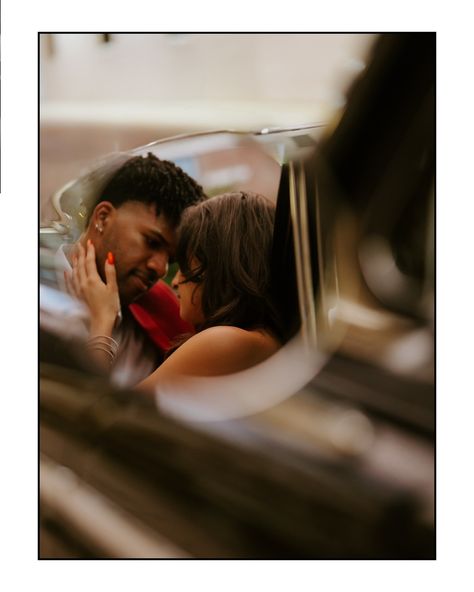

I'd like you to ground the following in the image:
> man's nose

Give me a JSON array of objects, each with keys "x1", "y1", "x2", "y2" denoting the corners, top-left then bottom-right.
[{"x1": 146, "y1": 252, "x2": 169, "y2": 278}]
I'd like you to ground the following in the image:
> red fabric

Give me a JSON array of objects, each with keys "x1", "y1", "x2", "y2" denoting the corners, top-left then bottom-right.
[{"x1": 129, "y1": 281, "x2": 194, "y2": 352}]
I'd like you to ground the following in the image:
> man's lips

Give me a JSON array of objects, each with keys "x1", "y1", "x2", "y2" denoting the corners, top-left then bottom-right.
[{"x1": 131, "y1": 271, "x2": 157, "y2": 291}]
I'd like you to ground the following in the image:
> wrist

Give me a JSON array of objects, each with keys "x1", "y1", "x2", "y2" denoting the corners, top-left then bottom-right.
[{"x1": 89, "y1": 317, "x2": 115, "y2": 338}]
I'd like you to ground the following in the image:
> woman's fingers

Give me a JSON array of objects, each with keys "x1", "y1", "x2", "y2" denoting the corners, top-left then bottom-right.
[
  {"x1": 104, "y1": 251, "x2": 118, "y2": 290},
  {"x1": 85, "y1": 240, "x2": 101, "y2": 280},
  {"x1": 76, "y1": 242, "x2": 88, "y2": 289},
  {"x1": 71, "y1": 253, "x2": 83, "y2": 298},
  {"x1": 104, "y1": 252, "x2": 121, "y2": 316},
  {"x1": 68, "y1": 242, "x2": 120, "y2": 327}
]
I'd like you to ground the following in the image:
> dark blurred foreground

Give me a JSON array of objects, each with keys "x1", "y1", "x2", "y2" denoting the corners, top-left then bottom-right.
[{"x1": 40, "y1": 355, "x2": 433, "y2": 559}]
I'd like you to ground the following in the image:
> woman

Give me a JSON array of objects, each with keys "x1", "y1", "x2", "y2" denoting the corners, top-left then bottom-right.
[{"x1": 67, "y1": 191, "x2": 283, "y2": 392}]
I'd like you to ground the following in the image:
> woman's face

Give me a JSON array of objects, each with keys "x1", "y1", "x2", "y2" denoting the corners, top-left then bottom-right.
[{"x1": 172, "y1": 259, "x2": 205, "y2": 327}]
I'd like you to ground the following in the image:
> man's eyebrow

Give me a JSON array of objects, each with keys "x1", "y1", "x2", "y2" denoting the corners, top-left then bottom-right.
[{"x1": 146, "y1": 228, "x2": 171, "y2": 247}]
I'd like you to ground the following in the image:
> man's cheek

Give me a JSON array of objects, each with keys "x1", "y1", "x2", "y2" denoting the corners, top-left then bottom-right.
[{"x1": 114, "y1": 263, "x2": 128, "y2": 283}]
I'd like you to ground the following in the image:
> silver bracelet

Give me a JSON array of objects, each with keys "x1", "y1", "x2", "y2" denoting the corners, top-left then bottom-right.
[
  {"x1": 86, "y1": 335, "x2": 119, "y2": 365},
  {"x1": 87, "y1": 335, "x2": 119, "y2": 348}
]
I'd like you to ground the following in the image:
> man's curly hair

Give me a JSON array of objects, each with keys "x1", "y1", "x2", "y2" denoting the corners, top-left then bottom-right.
[{"x1": 95, "y1": 152, "x2": 206, "y2": 226}]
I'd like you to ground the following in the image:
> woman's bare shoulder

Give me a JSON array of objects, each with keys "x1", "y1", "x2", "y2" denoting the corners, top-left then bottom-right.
[
  {"x1": 188, "y1": 325, "x2": 279, "y2": 358},
  {"x1": 138, "y1": 325, "x2": 279, "y2": 389},
  {"x1": 195, "y1": 324, "x2": 273, "y2": 344}
]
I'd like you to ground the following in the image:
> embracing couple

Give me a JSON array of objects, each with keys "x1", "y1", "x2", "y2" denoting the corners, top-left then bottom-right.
[{"x1": 57, "y1": 152, "x2": 284, "y2": 398}]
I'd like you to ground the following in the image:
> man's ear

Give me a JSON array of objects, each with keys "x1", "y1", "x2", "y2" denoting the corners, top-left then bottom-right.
[{"x1": 90, "y1": 201, "x2": 115, "y2": 234}]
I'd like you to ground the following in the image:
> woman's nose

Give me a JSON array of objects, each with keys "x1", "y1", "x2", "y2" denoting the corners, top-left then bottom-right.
[{"x1": 171, "y1": 269, "x2": 181, "y2": 289}]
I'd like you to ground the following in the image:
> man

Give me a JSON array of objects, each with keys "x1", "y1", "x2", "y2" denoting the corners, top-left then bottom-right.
[{"x1": 48, "y1": 152, "x2": 206, "y2": 386}]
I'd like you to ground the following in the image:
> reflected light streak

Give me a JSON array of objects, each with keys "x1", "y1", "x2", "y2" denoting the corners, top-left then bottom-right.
[
  {"x1": 329, "y1": 297, "x2": 399, "y2": 331},
  {"x1": 383, "y1": 328, "x2": 433, "y2": 374}
]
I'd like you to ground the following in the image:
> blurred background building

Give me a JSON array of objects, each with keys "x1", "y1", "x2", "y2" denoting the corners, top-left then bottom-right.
[{"x1": 40, "y1": 33, "x2": 375, "y2": 223}]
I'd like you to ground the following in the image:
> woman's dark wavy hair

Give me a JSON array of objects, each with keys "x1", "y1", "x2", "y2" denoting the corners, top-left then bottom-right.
[{"x1": 176, "y1": 191, "x2": 284, "y2": 341}]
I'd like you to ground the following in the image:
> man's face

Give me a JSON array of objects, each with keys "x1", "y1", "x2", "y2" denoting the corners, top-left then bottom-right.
[{"x1": 94, "y1": 201, "x2": 177, "y2": 306}]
